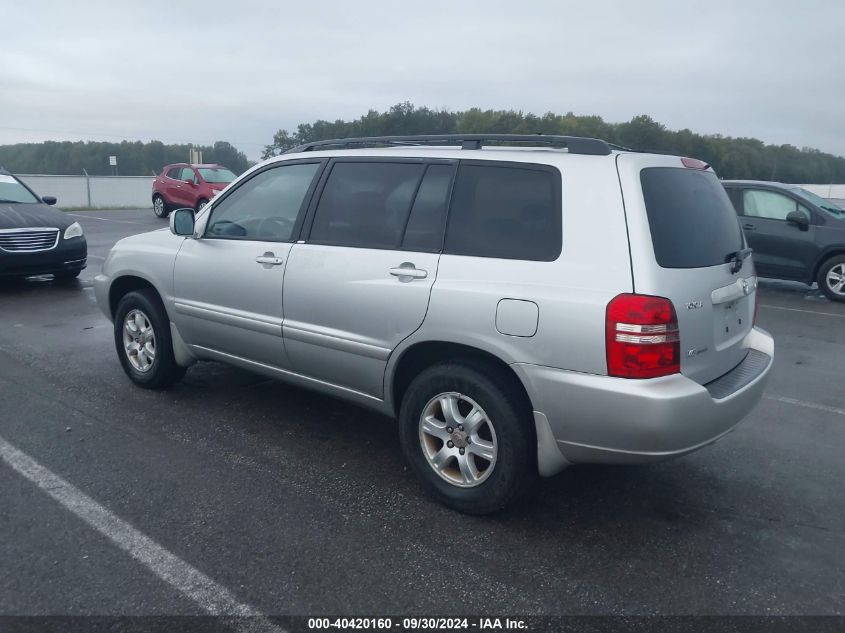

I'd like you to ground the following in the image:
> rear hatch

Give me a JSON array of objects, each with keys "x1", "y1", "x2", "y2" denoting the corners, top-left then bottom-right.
[{"x1": 616, "y1": 153, "x2": 755, "y2": 385}]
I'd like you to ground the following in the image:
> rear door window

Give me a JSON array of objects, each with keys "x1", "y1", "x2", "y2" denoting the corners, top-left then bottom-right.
[
  {"x1": 640, "y1": 168, "x2": 743, "y2": 268},
  {"x1": 401, "y1": 164, "x2": 453, "y2": 252},
  {"x1": 444, "y1": 163, "x2": 561, "y2": 261},
  {"x1": 309, "y1": 162, "x2": 426, "y2": 249}
]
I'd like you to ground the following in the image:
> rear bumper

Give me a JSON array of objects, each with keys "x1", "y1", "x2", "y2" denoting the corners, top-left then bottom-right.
[
  {"x1": 514, "y1": 327, "x2": 774, "y2": 474},
  {"x1": 0, "y1": 238, "x2": 87, "y2": 277}
]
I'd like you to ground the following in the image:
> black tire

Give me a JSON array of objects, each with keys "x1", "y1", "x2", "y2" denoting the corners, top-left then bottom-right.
[
  {"x1": 817, "y1": 255, "x2": 845, "y2": 302},
  {"x1": 114, "y1": 289, "x2": 186, "y2": 389},
  {"x1": 196, "y1": 198, "x2": 209, "y2": 213},
  {"x1": 152, "y1": 194, "x2": 169, "y2": 218},
  {"x1": 53, "y1": 269, "x2": 81, "y2": 280},
  {"x1": 398, "y1": 360, "x2": 536, "y2": 515}
]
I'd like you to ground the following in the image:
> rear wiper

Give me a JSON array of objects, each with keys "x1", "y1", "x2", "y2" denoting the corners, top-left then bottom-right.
[{"x1": 726, "y1": 248, "x2": 753, "y2": 274}]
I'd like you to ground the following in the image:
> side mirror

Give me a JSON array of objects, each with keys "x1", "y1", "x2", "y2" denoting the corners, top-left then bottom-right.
[
  {"x1": 42, "y1": 196, "x2": 57, "y2": 206},
  {"x1": 786, "y1": 211, "x2": 809, "y2": 231},
  {"x1": 170, "y1": 208, "x2": 196, "y2": 237}
]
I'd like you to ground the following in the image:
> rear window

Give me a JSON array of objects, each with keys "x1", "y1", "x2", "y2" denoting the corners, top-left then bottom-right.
[
  {"x1": 640, "y1": 168, "x2": 743, "y2": 269},
  {"x1": 445, "y1": 163, "x2": 561, "y2": 261}
]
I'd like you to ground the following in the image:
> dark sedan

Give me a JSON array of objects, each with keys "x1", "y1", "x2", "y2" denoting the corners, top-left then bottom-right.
[{"x1": 0, "y1": 170, "x2": 87, "y2": 280}]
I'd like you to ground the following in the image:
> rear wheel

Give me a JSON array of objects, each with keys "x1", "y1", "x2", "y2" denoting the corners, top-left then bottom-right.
[
  {"x1": 114, "y1": 289, "x2": 186, "y2": 389},
  {"x1": 152, "y1": 195, "x2": 168, "y2": 218},
  {"x1": 818, "y1": 255, "x2": 845, "y2": 302},
  {"x1": 398, "y1": 360, "x2": 535, "y2": 514}
]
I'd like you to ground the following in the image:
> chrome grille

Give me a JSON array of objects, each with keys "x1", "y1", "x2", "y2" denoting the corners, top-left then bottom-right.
[{"x1": 0, "y1": 228, "x2": 60, "y2": 253}]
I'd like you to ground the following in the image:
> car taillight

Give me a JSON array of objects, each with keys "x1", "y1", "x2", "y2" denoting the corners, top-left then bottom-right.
[{"x1": 606, "y1": 294, "x2": 680, "y2": 379}]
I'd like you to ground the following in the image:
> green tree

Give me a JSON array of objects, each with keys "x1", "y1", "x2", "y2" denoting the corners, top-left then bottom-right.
[{"x1": 259, "y1": 103, "x2": 845, "y2": 183}]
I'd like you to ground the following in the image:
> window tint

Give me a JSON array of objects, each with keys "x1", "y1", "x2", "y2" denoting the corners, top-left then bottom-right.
[
  {"x1": 445, "y1": 164, "x2": 561, "y2": 261},
  {"x1": 166, "y1": 167, "x2": 181, "y2": 179},
  {"x1": 206, "y1": 163, "x2": 320, "y2": 241},
  {"x1": 180, "y1": 167, "x2": 197, "y2": 183},
  {"x1": 310, "y1": 162, "x2": 425, "y2": 249},
  {"x1": 640, "y1": 168, "x2": 743, "y2": 268},
  {"x1": 743, "y1": 189, "x2": 811, "y2": 222},
  {"x1": 402, "y1": 164, "x2": 453, "y2": 252}
]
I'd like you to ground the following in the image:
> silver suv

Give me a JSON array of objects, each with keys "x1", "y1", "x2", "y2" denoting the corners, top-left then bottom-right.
[{"x1": 94, "y1": 134, "x2": 774, "y2": 514}]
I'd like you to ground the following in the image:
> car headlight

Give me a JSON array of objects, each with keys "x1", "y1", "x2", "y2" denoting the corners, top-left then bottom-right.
[{"x1": 64, "y1": 222, "x2": 83, "y2": 240}]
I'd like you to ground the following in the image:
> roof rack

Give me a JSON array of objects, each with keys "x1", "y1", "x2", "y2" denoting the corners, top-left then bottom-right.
[{"x1": 285, "y1": 134, "x2": 613, "y2": 156}]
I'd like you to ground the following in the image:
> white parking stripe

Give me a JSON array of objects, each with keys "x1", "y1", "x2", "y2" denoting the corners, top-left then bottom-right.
[
  {"x1": 0, "y1": 434, "x2": 284, "y2": 632},
  {"x1": 68, "y1": 213, "x2": 148, "y2": 225},
  {"x1": 765, "y1": 395, "x2": 845, "y2": 417},
  {"x1": 759, "y1": 304, "x2": 845, "y2": 319}
]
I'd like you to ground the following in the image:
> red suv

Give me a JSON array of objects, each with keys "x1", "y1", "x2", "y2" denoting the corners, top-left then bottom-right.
[{"x1": 152, "y1": 163, "x2": 236, "y2": 218}]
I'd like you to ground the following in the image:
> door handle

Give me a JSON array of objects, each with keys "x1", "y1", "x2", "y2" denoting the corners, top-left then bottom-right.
[
  {"x1": 255, "y1": 255, "x2": 284, "y2": 266},
  {"x1": 743, "y1": 223, "x2": 755, "y2": 230},
  {"x1": 389, "y1": 263, "x2": 427, "y2": 280}
]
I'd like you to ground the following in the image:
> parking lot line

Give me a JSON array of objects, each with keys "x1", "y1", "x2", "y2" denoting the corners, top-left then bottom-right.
[
  {"x1": 765, "y1": 395, "x2": 845, "y2": 417},
  {"x1": 0, "y1": 434, "x2": 284, "y2": 632},
  {"x1": 68, "y1": 213, "x2": 149, "y2": 225},
  {"x1": 759, "y1": 304, "x2": 845, "y2": 319}
]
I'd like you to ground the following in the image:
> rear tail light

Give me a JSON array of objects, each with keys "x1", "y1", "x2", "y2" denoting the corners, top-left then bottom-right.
[{"x1": 606, "y1": 294, "x2": 680, "y2": 379}]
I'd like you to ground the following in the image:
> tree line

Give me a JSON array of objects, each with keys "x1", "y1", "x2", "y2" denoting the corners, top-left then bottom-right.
[
  {"x1": 0, "y1": 140, "x2": 251, "y2": 176},
  {"x1": 263, "y1": 102, "x2": 845, "y2": 184}
]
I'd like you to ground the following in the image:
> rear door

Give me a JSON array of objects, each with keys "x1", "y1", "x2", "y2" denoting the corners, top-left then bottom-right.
[
  {"x1": 736, "y1": 187, "x2": 817, "y2": 281},
  {"x1": 282, "y1": 159, "x2": 453, "y2": 397},
  {"x1": 164, "y1": 166, "x2": 185, "y2": 206},
  {"x1": 617, "y1": 154, "x2": 754, "y2": 385}
]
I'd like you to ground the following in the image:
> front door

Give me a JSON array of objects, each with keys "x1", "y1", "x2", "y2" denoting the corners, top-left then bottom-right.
[
  {"x1": 173, "y1": 161, "x2": 323, "y2": 368},
  {"x1": 282, "y1": 160, "x2": 454, "y2": 397},
  {"x1": 740, "y1": 188, "x2": 817, "y2": 280}
]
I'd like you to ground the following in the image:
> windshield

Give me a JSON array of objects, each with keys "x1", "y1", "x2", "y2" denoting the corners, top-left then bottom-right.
[
  {"x1": 0, "y1": 174, "x2": 39, "y2": 203},
  {"x1": 198, "y1": 168, "x2": 236, "y2": 184},
  {"x1": 793, "y1": 187, "x2": 845, "y2": 218}
]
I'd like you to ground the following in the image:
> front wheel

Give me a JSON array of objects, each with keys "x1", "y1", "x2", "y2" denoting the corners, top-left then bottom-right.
[
  {"x1": 398, "y1": 361, "x2": 535, "y2": 514},
  {"x1": 196, "y1": 199, "x2": 209, "y2": 212},
  {"x1": 818, "y1": 255, "x2": 845, "y2": 302},
  {"x1": 152, "y1": 195, "x2": 168, "y2": 218},
  {"x1": 114, "y1": 289, "x2": 186, "y2": 389}
]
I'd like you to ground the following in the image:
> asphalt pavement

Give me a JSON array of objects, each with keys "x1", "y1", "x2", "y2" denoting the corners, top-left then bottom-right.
[{"x1": 0, "y1": 209, "x2": 843, "y2": 620}]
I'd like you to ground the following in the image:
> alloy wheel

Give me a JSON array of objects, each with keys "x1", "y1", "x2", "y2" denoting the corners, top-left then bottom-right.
[
  {"x1": 826, "y1": 263, "x2": 845, "y2": 296},
  {"x1": 419, "y1": 392, "x2": 498, "y2": 488},
  {"x1": 122, "y1": 309, "x2": 156, "y2": 373}
]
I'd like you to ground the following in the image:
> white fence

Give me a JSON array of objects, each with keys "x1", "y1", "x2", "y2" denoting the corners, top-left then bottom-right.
[
  {"x1": 17, "y1": 174, "x2": 154, "y2": 208},
  {"x1": 13, "y1": 174, "x2": 845, "y2": 210}
]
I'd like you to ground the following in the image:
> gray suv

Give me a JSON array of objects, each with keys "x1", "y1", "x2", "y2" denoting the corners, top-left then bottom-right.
[
  {"x1": 723, "y1": 180, "x2": 845, "y2": 301},
  {"x1": 94, "y1": 135, "x2": 774, "y2": 514}
]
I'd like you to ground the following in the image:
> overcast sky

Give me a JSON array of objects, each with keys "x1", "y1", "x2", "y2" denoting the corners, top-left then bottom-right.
[{"x1": 1, "y1": 0, "x2": 843, "y2": 160}]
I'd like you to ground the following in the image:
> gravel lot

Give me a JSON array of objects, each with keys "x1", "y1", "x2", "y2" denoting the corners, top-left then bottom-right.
[{"x1": 0, "y1": 209, "x2": 843, "y2": 621}]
